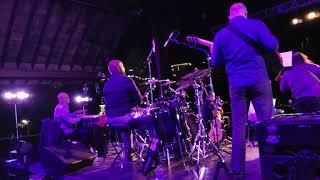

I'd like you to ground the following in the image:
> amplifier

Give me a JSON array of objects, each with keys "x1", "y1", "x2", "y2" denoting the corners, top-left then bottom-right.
[
  {"x1": 40, "y1": 141, "x2": 96, "y2": 176},
  {"x1": 256, "y1": 113, "x2": 320, "y2": 180}
]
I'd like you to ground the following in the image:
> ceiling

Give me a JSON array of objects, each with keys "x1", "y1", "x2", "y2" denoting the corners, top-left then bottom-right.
[{"x1": 0, "y1": 0, "x2": 314, "y2": 85}]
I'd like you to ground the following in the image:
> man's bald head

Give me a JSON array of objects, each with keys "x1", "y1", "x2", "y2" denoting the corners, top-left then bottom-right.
[
  {"x1": 108, "y1": 59, "x2": 126, "y2": 75},
  {"x1": 229, "y1": 3, "x2": 248, "y2": 20},
  {"x1": 57, "y1": 92, "x2": 70, "y2": 104}
]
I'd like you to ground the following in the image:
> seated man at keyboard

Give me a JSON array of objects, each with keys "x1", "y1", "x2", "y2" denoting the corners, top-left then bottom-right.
[{"x1": 54, "y1": 92, "x2": 85, "y2": 139}]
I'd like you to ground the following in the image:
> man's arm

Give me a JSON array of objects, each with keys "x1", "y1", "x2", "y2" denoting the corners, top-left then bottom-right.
[
  {"x1": 54, "y1": 105, "x2": 80, "y2": 124},
  {"x1": 280, "y1": 73, "x2": 289, "y2": 94},
  {"x1": 257, "y1": 21, "x2": 279, "y2": 52},
  {"x1": 212, "y1": 33, "x2": 224, "y2": 69},
  {"x1": 128, "y1": 78, "x2": 142, "y2": 106}
]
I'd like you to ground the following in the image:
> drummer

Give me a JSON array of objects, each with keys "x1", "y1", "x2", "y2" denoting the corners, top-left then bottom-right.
[{"x1": 102, "y1": 59, "x2": 159, "y2": 170}]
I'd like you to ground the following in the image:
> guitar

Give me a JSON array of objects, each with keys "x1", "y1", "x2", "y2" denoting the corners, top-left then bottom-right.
[
  {"x1": 208, "y1": 96, "x2": 224, "y2": 143},
  {"x1": 186, "y1": 35, "x2": 213, "y2": 49}
]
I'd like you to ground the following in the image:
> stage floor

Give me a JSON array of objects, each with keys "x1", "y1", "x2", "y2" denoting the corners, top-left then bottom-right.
[{"x1": 29, "y1": 145, "x2": 262, "y2": 180}]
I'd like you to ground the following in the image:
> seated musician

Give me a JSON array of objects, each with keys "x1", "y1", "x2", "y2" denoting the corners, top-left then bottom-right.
[
  {"x1": 102, "y1": 59, "x2": 159, "y2": 173},
  {"x1": 53, "y1": 92, "x2": 85, "y2": 139},
  {"x1": 280, "y1": 52, "x2": 320, "y2": 113}
]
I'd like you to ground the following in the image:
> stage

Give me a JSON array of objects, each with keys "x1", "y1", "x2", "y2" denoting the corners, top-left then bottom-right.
[{"x1": 29, "y1": 145, "x2": 262, "y2": 180}]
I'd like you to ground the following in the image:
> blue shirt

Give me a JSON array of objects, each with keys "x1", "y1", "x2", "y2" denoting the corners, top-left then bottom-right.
[
  {"x1": 103, "y1": 74, "x2": 142, "y2": 117},
  {"x1": 280, "y1": 63, "x2": 320, "y2": 98},
  {"x1": 212, "y1": 16, "x2": 279, "y2": 86}
]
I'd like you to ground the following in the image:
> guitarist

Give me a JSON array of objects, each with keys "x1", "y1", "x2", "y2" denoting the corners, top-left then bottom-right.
[{"x1": 190, "y1": 3, "x2": 279, "y2": 178}]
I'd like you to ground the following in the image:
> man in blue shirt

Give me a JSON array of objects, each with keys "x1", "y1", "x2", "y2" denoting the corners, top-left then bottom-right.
[{"x1": 212, "y1": 3, "x2": 279, "y2": 177}]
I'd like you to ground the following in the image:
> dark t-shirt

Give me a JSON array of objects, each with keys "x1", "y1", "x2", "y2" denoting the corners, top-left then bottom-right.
[{"x1": 103, "y1": 74, "x2": 142, "y2": 117}]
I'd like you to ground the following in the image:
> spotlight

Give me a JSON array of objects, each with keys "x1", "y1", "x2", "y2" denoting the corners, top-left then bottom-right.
[
  {"x1": 16, "y1": 91, "x2": 29, "y2": 100},
  {"x1": 75, "y1": 95, "x2": 92, "y2": 103},
  {"x1": 306, "y1": 11, "x2": 318, "y2": 20},
  {"x1": 3, "y1": 91, "x2": 29, "y2": 100},
  {"x1": 3, "y1": 92, "x2": 17, "y2": 100},
  {"x1": 291, "y1": 18, "x2": 302, "y2": 25},
  {"x1": 21, "y1": 119, "x2": 30, "y2": 125},
  {"x1": 2, "y1": 90, "x2": 31, "y2": 141}
]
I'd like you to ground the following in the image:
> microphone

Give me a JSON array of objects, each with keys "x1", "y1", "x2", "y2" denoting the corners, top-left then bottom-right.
[{"x1": 163, "y1": 31, "x2": 175, "y2": 47}]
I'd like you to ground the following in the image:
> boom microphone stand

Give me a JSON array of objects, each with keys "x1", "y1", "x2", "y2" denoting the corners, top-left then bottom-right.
[{"x1": 146, "y1": 40, "x2": 155, "y2": 106}]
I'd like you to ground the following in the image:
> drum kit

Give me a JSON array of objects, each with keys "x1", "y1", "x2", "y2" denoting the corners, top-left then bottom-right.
[{"x1": 138, "y1": 67, "x2": 227, "y2": 167}]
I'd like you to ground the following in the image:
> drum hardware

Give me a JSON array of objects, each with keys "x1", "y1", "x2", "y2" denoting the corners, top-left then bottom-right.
[
  {"x1": 132, "y1": 129, "x2": 151, "y2": 162},
  {"x1": 180, "y1": 76, "x2": 225, "y2": 169}
]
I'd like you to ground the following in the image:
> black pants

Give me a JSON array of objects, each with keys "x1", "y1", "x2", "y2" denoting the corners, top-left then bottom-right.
[{"x1": 295, "y1": 96, "x2": 320, "y2": 113}]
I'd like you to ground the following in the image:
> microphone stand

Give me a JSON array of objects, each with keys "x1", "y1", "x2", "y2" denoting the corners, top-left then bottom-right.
[{"x1": 146, "y1": 47, "x2": 154, "y2": 106}]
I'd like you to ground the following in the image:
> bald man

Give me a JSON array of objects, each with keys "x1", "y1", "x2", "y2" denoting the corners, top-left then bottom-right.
[
  {"x1": 212, "y1": 3, "x2": 279, "y2": 177},
  {"x1": 103, "y1": 59, "x2": 144, "y2": 162},
  {"x1": 54, "y1": 92, "x2": 83, "y2": 136},
  {"x1": 103, "y1": 60, "x2": 142, "y2": 117}
]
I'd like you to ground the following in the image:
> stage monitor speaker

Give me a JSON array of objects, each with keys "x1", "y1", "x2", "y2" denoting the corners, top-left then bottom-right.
[
  {"x1": 40, "y1": 141, "x2": 96, "y2": 176},
  {"x1": 256, "y1": 113, "x2": 320, "y2": 180}
]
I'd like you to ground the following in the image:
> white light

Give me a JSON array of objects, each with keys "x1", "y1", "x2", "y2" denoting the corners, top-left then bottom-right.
[
  {"x1": 3, "y1": 92, "x2": 16, "y2": 100},
  {"x1": 307, "y1": 12, "x2": 317, "y2": 19},
  {"x1": 292, "y1": 18, "x2": 299, "y2": 25},
  {"x1": 16, "y1": 91, "x2": 29, "y2": 100},
  {"x1": 292, "y1": 18, "x2": 302, "y2": 25},
  {"x1": 75, "y1": 96, "x2": 91, "y2": 103},
  {"x1": 21, "y1": 119, "x2": 29, "y2": 125},
  {"x1": 75, "y1": 96, "x2": 82, "y2": 103}
]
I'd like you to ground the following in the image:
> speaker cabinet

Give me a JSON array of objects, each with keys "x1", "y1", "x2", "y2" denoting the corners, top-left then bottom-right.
[
  {"x1": 256, "y1": 113, "x2": 320, "y2": 180},
  {"x1": 40, "y1": 141, "x2": 96, "y2": 175}
]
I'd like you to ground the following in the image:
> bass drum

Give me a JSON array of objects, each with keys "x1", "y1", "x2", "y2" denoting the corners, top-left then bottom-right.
[
  {"x1": 152, "y1": 106, "x2": 190, "y2": 143},
  {"x1": 152, "y1": 110, "x2": 177, "y2": 143}
]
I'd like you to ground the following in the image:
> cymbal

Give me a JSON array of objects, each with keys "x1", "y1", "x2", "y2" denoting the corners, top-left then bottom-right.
[
  {"x1": 161, "y1": 80, "x2": 176, "y2": 86},
  {"x1": 141, "y1": 79, "x2": 174, "y2": 85},
  {"x1": 175, "y1": 80, "x2": 193, "y2": 92},
  {"x1": 181, "y1": 68, "x2": 212, "y2": 80}
]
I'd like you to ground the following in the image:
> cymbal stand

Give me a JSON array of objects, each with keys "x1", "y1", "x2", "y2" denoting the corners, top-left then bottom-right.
[
  {"x1": 188, "y1": 80, "x2": 225, "y2": 167},
  {"x1": 205, "y1": 54, "x2": 215, "y2": 98},
  {"x1": 188, "y1": 79, "x2": 208, "y2": 165}
]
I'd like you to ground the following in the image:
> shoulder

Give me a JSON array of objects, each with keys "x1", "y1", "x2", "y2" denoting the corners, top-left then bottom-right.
[
  {"x1": 55, "y1": 104, "x2": 65, "y2": 110},
  {"x1": 214, "y1": 27, "x2": 229, "y2": 42},
  {"x1": 245, "y1": 18, "x2": 264, "y2": 25}
]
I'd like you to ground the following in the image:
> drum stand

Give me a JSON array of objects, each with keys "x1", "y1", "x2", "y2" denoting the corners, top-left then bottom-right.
[{"x1": 188, "y1": 80, "x2": 227, "y2": 174}]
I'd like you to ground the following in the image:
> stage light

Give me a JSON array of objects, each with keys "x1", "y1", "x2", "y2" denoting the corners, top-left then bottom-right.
[
  {"x1": 306, "y1": 11, "x2": 318, "y2": 20},
  {"x1": 75, "y1": 95, "x2": 92, "y2": 103},
  {"x1": 21, "y1": 119, "x2": 29, "y2": 125},
  {"x1": 3, "y1": 91, "x2": 29, "y2": 100},
  {"x1": 291, "y1": 18, "x2": 302, "y2": 25},
  {"x1": 16, "y1": 91, "x2": 29, "y2": 100},
  {"x1": 3, "y1": 92, "x2": 17, "y2": 100}
]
